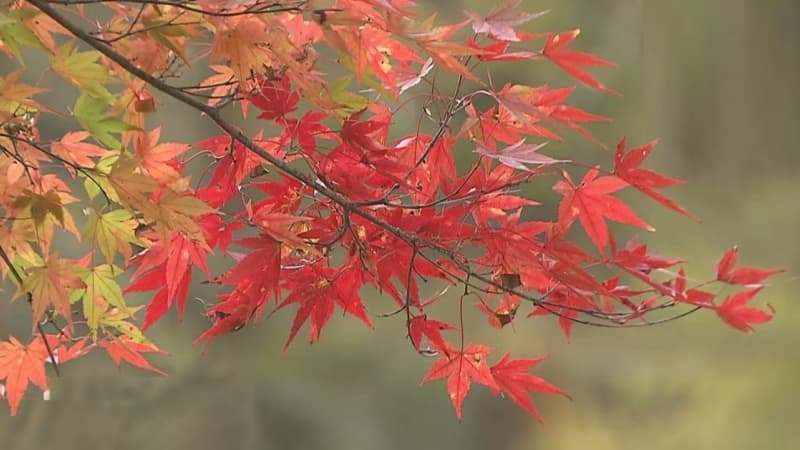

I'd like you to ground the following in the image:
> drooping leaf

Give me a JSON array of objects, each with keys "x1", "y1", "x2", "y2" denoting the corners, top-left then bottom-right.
[
  {"x1": 100, "y1": 337, "x2": 167, "y2": 375},
  {"x1": 421, "y1": 343, "x2": 498, "y2": 420},
  {"x1": 77, "y1": 264, "x2": 127, "y2": 332},
  {"x1": 0, "y1": 336, "x2": 50, "y2": 415},
  {"x1": 490, "y1": 353, "x2": 569, "y2": 423},
  {"x1": 408, "y1": 315, "x2": 457, "y2": 352}
]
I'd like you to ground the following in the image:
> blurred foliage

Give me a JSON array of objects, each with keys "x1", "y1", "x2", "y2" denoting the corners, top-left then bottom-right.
[{"x1": 1, "y1": 0, "x2": 798, "y2": 449}]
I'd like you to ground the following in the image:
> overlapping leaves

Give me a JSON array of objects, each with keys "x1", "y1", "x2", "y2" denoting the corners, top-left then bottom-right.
[{"x1": 0, "y1": 0, "x2": 780, "y2": 420}]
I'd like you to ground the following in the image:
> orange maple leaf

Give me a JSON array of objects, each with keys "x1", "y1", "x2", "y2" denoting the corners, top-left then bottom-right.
[{"x1": 0, "y1": 337, "x2": 50, "y2": 416}]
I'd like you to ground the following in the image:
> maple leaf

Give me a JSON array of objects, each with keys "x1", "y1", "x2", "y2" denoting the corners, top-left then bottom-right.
[
  {"x1": 611, "y1": 236, "x2": 681, "y2": 274},
  {"x1": 249, "y1": 77, "x2": 299, "y2": 121},
  {"x1": 253, "y1": 211, "x2": 313, "y2": 249},
  {"x1": 714, "y1": 247, "x2": 783, "y2": 285},
  {"x1": 715, "y1": 288, "x2": 774, "y2": 333},
  {"x1": 340, "y1": 110, "x2": 389, "y2": 154},
  {"x1": 197, "y1": 64, "x2": 237, "y2": 106},
  {"x1": 421, "y1": 343, "x2": 498, "y2": 420},
  {"x1": 412, "y1": 19, "x2": 485, "y2": 83},
  {"x1": 211, "y1": 16, "x2": 272, "y2": 83},
  {"x1": 613, "y1": 138, "x2": 696, "y2": 219},
  {"x1": 50, "y1": 131, "x2": 112, "y2": 171},
  {"x1": 73, "y1": 93, "x2": 136, "y2": 149},
  {"x1": 542, "y1": 29, "x2": 618, "y2": 94},
  {"x1": 0, "y1": 70, "x2": 49, "y2": 114},
  {"x1": 465, "y1": 0, "x2": 548, "y2": 42},
  {"x1": 78, "y1": 263, "x2": 127, "y2": 331},
  {"x1": 276, "y1": 265, "x2": 371, "y2": 349},
  {"x1": 50, "y1": 42, "x2": 115, "y2": 102},
  {"x1": 476, "y1": 139, "x2": 565, "y2": 171},
  {"x1": 554, "y1": 167, "x2": 653, "y2": 252},
  {"x1": 490, "y1": 354, "x2": 569, "y2": 423},
  {"x1": 0, "y1": 336, "x2": 50, "y2": 415},
  {"x1": 468, "y1": 38, "x2": 538, "y2": 62},
  {"x1": 14, "y1": 253, "x2": 85, "y2": 331},
  {"x1": 408, "y1": 315, "x2": 457, "y2": 352},
  {"x1": 157, "y1": 190, "x2": 215, "y2": 239},
  {"x1": 133, "y1": 127, "x2": 191, "y2": 185},
  {"x1": 23, "y1": 9, "x2": 68, "y2": 54},
  {"x1": 11, "y1": 189, "x2": 66, "y2": 228},
  {"x1": 99, "y1": 337, "x2": 167, "y2": 375},
  {"x1": 671, "y1": 268, "x2": 715, "y2": 307},
  {"x1": 476, "y1": 294, "x2": 520, "y2": 329},
  {"x1": 82, "y1": 208, "x2": 140, "y2": 263}
]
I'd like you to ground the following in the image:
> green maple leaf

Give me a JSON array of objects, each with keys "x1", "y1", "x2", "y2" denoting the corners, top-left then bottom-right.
[
  {"x1": 0, "y1": 10, "x2": 42, "y2": 61},
  {"x1": 76, "y1": 264, "x2": 127, "y2": 331},
  {"x1": 100, "y1": 305, "x2": 148, "y2": 342},
  {"x1": 83, "y1": 208, "x2": 141, "y2": 263},
  {"x1": 51, "y1": 42, "x2": 115, "y2": 102},
  {"x1": 73, "y1": 93, "x2": 136, "y2": 149}
]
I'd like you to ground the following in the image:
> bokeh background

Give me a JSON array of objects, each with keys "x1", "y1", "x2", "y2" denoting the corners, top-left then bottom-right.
[{"x1": 1, "y1": 0, "x2": 798, "y2": 449}]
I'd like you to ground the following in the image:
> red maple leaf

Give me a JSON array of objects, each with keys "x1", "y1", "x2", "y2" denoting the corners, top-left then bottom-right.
[
  {"x1": 714, "y1": 247, "x2": 783, "y2": 285},
  {"x1": 276, "y1": 265, "x2": 372, "y2": 349},
  {"x1": 554, "y1": 167, "x2": 653, "y2": 252},
  {"x1": 672, "y1": 267, "x2": 715, "y2": 307},
  {"x1": 340, "y1": 110, "x2": 389, "y2": 154},
  {"x1": 468, "y1": 38, "x2": 538, "y2": 62},
  {"x1": 542, "y1": 29, "x2": 618, "y2": 94},
  {"x1": 99, "y1": 337, "x2": 167, "y2": 375},
  {"x1": 715, "y1": 288, "x2": 774, "y2": 333},
  {"x1": 490, "y1": 353, "x2": 569, "y2": 423},
  {"x1": 249, "y1": 77, "x2": 299, "y2": 122},
  {"x1": 613, "y1": 138, "x2": 696, "y2": 219},
  {"x1": 408, "y1": 315, "x2": 457, "y2": 352},
  {"x1": 421, "y1": 343, "x2": 498, "y2": 420}
]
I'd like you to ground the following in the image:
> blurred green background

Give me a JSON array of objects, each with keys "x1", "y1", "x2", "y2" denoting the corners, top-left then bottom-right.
[{"x1": 1, "y1": 0, "x2": 798, "y2": 449}]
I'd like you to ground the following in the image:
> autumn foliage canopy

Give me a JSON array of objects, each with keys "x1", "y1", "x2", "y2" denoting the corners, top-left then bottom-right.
[{"x1": 0, "y1": 0, "x2": 781, "y2": 418}]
